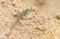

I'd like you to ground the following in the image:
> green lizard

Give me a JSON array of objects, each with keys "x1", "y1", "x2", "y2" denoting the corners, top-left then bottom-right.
[{"x1": 5, "y1": 9, "x2": 33, "y2": 37}]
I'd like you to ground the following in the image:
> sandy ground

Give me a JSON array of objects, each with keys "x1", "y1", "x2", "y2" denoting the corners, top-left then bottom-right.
[{"x1": 0, "y1": 0, "x2": 60, "y2": 39}]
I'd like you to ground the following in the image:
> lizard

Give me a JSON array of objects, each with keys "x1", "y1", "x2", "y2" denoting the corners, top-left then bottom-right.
[{"x1": 5, "y1": 9, "x2": 33, "y2": 38}]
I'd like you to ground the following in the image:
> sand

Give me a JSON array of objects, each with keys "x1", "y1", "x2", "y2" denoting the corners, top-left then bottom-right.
[{"x1": 0, "y1": 0, "x2": 60, "y2": 39}]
